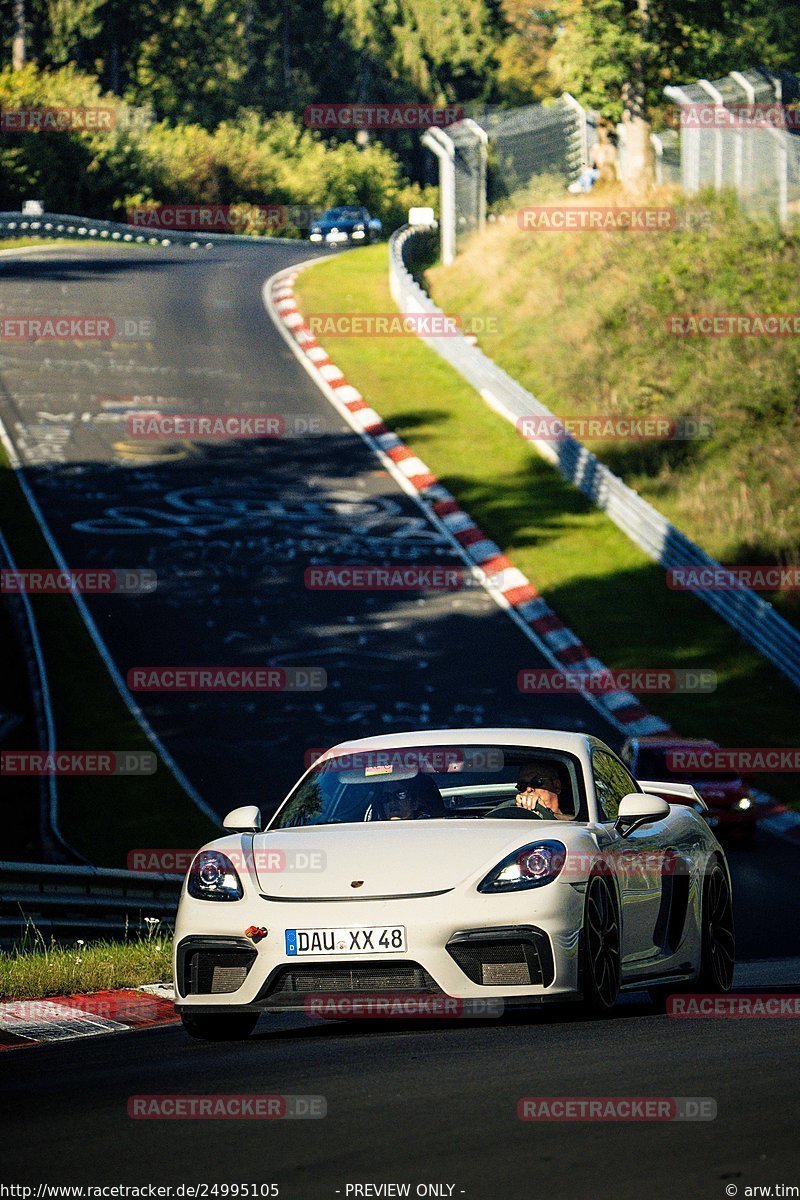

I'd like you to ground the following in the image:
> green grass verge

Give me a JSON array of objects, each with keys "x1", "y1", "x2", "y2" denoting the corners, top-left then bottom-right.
[
  {"x1": 0, "y1": 238, "x2": 93, "y2": 250},
  {"x1": 0, "y1": 932, "x2": 171, "y2": 1000},
  {"x1": 296, "y1": 244, "x2": 800, "y2": 809},
  {"x1": 0, "y1": 442, "x2": 217, "y2": 865}
]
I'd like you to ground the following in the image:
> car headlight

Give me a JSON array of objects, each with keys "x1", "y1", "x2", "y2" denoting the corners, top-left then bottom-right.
[
  {"x1": 187, "y1": 850, "x2": 243, "y2": 901},
  {"x1": 736, "y1": 796, "x2": 752, "y2": 810},
  {"x1": 477, "y1": 840, "x2": 566, "y2": 894}
]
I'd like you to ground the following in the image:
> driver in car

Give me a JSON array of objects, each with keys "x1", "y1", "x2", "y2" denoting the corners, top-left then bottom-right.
[
  {"x1": 378, "y1": 775, "x2": 445, "y2": 821},
  {"x1": 514, "y1": 760, "x2": 574, "y2": 821}
]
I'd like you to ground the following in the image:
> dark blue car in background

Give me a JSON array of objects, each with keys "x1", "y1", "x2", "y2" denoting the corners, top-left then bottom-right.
[{"x1": 309, "y1": 205, "x2": 382, "y2": 246}]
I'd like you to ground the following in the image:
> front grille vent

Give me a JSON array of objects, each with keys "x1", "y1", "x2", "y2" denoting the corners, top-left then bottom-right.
[
  {"x1": 259, "y1": 961, "x2": 440, "y2": 1008},
  {"x1": 184, "y1": 948, "x2": 257, "y2": 995},
  {"x1": 446, "y1": 929, "x2": 554, "y2": 987}
]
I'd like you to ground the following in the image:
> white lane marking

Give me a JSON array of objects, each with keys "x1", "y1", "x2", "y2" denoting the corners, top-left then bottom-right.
[
  {"x1": 0, "y1": 526, "x2": 63, "y2": 855},
  {"x1": 0, "y1": 422, "x2": 220, "y2": 828}
]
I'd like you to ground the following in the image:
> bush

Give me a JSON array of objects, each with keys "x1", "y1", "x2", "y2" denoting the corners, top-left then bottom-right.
[{"x1": 0, "y1": 64, "x2": 434, "y2": 232}]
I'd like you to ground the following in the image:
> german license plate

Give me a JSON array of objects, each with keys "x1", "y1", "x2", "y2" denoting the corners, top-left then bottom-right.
[{"x1": 284, "y1": 926, "x2": 406, "y2": 956}]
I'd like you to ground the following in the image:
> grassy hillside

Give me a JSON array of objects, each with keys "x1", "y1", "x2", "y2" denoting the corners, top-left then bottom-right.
[{"x1": 428, "y1": 185, "x2": 800, "y2": 623}]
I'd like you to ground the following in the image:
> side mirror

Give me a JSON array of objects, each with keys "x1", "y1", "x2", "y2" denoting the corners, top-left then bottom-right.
[
  {"x1": 614, "y1": 794, "x2": 670, "y2": 836},
  {"x1": 223, "y1": 805, "x2": 262, "y2": 833}
]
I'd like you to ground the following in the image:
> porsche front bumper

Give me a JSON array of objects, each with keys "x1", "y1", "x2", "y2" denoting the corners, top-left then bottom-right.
[{"x1": 173, "y1": 883, "x2": 586, "y2": 1013}]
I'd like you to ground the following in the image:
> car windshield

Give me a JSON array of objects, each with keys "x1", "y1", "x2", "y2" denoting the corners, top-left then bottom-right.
[
  {"x1": 270, "y1": 744, "x2": 587, "y2": 828},
  {"x1": 635, "y1": 747, "x2": 739, "y2": 783},
  {"x1": 322, "y1": 207, "x2": 363, "y2": 220}
]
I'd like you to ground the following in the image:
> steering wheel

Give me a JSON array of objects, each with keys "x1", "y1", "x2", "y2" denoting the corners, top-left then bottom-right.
[{"x1": 482, "y1": 801, "x2": 547, "y2": 820}]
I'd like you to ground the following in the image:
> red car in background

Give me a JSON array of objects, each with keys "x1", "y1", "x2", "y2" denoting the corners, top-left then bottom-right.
[{"x1": 620, "y1": 734, "x2": 756, "y2": 847}]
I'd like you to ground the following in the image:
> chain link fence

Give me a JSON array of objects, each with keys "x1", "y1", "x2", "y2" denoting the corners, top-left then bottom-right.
[
  {"x1": 424, "y1": 96, "x2": 588, "y2": 259},
  {"x1": 425, "y1": 68, "x2": 800, "y2": 259},
  {"x1": 664, "y1": 68, "x2": 800, "y2": 223}
]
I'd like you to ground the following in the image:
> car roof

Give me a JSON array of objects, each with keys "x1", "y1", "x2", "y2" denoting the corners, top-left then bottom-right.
[{"x1": 322, "y1": 728, "x2": 598, "y2": 758}]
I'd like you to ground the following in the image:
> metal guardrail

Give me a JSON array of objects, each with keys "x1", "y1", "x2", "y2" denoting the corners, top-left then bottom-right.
[
  {"x1": 389, "y1": 226, "x2": 800, "y2": 692},
  {"x1": 0, "y1": 860, "x2": 182, "y2": 947},
  {"x1": 0, "y1": 210, "x2": 292, "y2": 248}
]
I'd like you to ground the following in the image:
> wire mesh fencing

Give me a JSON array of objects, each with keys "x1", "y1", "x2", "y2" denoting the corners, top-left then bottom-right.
[
  {"x1": 425, "y1": 96, "x2": 588, "y2": 256},
  {"x1": 665, "y1": 68, "x2": 800, "y2": 223}
]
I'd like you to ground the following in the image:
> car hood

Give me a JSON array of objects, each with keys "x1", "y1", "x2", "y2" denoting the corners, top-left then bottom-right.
[{"x1": 251, "y1": 821, "x2": 561, "y2": 899}]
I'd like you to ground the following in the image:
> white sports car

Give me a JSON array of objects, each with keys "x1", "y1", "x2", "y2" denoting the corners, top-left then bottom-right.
[{"x1": 173, "y1": 729, "x2": 735, "y2": 1039}]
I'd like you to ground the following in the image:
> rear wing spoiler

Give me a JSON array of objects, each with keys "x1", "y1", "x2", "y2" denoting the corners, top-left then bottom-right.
[{"x1": 638, "y1": 780, "x2": 707, "y2": 811}]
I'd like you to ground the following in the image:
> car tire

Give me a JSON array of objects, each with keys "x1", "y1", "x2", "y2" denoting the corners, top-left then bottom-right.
[
  {"x1": 695, "y1": 860, "x2": 736, "y2": 993},
  {"x1": 580, "y1": 872, "x2": 621, "y2": 1014},
  {"x1": 180, "y1": 1012, "x2": 259, "y2": 1041}
]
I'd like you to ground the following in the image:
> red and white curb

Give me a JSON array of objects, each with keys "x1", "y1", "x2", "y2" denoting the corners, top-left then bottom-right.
[
  {"x1": 0, "y1": 985, "x2": 177, "y2": 1050},
  {"x1": 266, "y1": 266, "x2": 669, "y2": 740}
]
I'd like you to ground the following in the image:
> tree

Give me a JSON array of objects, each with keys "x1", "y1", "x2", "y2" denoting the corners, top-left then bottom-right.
[
  {"x1": 493, "y1": 1, "x2": 560, "y2": 105},
  {"x1": 45, "y1": 0, "x2": 104, "y2": 65},
  {"x1": 551, "y1": 0, "x2": 800, "y2": 192},
  {"x1": 12, "y1": 0, "x2": 27, "y2": 68}
]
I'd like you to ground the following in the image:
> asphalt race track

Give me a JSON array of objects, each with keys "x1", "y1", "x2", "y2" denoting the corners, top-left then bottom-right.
[
  {"x1": 1, "y1": 244, "x2": 799, "y2": 1198},
  {"x1": 1, "y1": 940, "x2": 799, "y2": 1196},
  {"x1": 0, "y1": 242, "x2": 621, "y2": 815}
]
